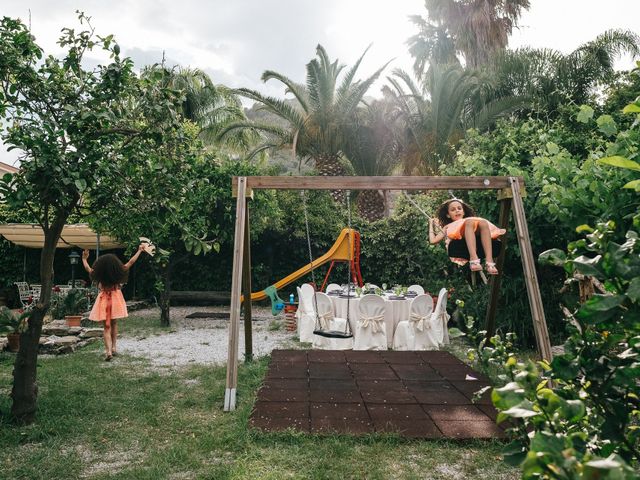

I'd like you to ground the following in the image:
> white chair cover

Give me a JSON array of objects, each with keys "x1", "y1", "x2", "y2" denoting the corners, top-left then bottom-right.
[
  {"x1": 407, "y1": 284, "x2": 425, "y2": 295},
  {"x1": 312, "y1": 292, "x2": 353, "y2": 350},
  {"x1": 325, "y1": 283, "x2": 341, "y2": 293},
  {"x1": 354, "y1": 294, "x2": 387, "y2": 350},
  {"x1": 393, "y1": 294, "x2": 435, "y2": 350},
  {"x1": 298, "y1": 284, "x2": 316, "y2": 343},
  {"x1": 431, "y1": 288, "x2": 450, "y2": 346}
]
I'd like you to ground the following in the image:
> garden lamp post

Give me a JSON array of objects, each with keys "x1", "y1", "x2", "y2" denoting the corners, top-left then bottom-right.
[{"x1": 69, "y1": 251, "x2": 80, "y2": 288}]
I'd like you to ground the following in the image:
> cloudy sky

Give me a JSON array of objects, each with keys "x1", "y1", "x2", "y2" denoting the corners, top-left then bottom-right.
[{"x1": 2, "y1": 0, "x2": 640, "y2": 165}]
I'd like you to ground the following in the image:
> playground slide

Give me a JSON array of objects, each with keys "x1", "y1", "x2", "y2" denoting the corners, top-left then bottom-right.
[{"x1": 241, "y1": 228, "x2": 357, "y2": 305}]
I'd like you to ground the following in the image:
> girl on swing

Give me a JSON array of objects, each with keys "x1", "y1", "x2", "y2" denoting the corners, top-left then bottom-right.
[{"x1": 429, "y1": 199, "x2": 505, "y2": 275}]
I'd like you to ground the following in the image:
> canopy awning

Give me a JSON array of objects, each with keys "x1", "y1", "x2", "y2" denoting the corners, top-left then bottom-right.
[{"x1": 0, "y1": 223, "x2": 123, "y2": 249}]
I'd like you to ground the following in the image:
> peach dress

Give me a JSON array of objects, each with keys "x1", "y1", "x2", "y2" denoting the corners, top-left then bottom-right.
[
  {"x1": 445, "y1": 217, "x2": 506, "y2": 241},
  {"x1": 445, "y1": 217, "x2": 506, "y2": 266},
  {"x1": 89, "y1": 284, "x2": 128, "y2": 327}
]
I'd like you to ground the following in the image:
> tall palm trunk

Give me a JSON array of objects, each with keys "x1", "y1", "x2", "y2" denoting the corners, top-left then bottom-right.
[
  {"x1": 357, "y1": 189, "x2": 386, "y2": 222},
  {"x1": 314, "y1": 153, "x2": 347, "y2": 202}
]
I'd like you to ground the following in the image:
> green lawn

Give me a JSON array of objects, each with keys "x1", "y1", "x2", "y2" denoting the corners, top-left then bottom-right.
[{"x1": 0, "y1": 316, "x2": 519, "y2": 480}]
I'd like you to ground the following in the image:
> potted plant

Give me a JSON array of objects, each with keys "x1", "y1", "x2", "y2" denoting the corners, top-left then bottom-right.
[
  {"x1": 0, "y1": 306, "x2": 30, "y2": 352},
  {"x1": 51, "y1": 289, "x2": 89, "y2": 327}
]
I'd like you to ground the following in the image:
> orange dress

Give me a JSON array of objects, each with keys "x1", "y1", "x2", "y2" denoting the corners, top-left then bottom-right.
[
  {"x1": 89, "y1": 284, "x2": 128, "y2": 327},
  {"x1": 445, "y1": 217, "x2": 506, "y2": 241},
  {"x1": 445, "y1": 217, "x2": 506, "y2": 266}
]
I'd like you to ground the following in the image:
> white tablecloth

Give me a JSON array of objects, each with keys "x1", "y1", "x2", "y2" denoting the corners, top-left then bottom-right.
[{"x1": 330, "y1": 295, "x2": 411, "y2": 347}]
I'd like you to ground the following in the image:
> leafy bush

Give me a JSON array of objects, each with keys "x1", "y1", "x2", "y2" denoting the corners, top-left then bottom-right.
[{"x1": 479, "y1": 221, "x2": 640, "y2": 478}]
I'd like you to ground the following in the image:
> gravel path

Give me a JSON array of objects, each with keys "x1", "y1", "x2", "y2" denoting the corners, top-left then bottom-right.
[{"x1": 117, "y1": 305, "x2": 300, "y2": 368}]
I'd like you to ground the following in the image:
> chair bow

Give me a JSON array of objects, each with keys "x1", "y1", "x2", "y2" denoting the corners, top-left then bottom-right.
[
  {"x1": 317, "y1": 311, "x2": 333, "y2": 329},
  {"x1": 410, "y1": 312, "x2": 431, "y2": 332},
  {"x1": 359, "y1": 314, "x2": 385, "y2": 333}
]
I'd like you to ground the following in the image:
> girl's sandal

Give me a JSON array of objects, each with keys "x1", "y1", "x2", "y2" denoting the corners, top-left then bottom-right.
[
  {"x1": 104, "y1": 354, "x2": 113, "y2": 362},
  {"x1": 469, "y1": 259, "x2": 483, "y2": 272},
  {"x1": 485, "y1": 262, "x2": 499, "y2": 275}
]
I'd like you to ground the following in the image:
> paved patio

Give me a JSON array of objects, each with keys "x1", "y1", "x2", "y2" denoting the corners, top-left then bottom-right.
[{"x1": 250, "y1": 350, "x2": 505, "y2": 439}]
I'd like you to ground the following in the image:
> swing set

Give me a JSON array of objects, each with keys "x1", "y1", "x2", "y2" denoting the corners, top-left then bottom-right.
[{"x1": 224, "y1": 175, "x2": 552, "y2": 411}]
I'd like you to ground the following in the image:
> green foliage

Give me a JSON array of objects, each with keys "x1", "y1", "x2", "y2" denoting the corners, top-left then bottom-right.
[
  {"x1": 0, "y1": 307, "x2": 29, "y2": 334},
  {"x1": 480, "y1": 222, "x2": 640, "y2": 478},
  {"x1": 49, "y1": 289, "x2": 90, "y2": 319}
]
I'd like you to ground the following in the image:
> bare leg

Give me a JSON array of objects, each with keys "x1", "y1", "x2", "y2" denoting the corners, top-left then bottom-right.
[
  {"x1": 478, "y1": 220, "x2": 493, "y2": 263},
  {"x1": 111, "y1": 319, "x2": 118, "y2": 355},
  {"x1": 103, "y1": 323, "x2": 112, "y2": 359},
  {"x1": 464, "y1": 220, "x2": 479, "y2": 260}
]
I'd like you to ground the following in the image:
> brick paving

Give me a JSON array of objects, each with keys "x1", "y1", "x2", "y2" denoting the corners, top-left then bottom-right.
[{"x1": 249, "y1": 349, "x2": 504, "y2": 439}]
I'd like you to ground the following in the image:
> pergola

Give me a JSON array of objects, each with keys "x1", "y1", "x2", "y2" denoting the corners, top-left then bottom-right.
[
  {"x1": 0, "y1": 223, "x2": 122, "y2": 250},
  {"x1": 224, "y1": 176, "x2": 553, "y2": 411}
]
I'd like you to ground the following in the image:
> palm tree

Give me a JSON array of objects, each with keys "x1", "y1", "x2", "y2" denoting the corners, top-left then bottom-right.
[
  {"x1": 220, "y1": 45, "x2": 389, "y2": 185},
  {"x1": 488, "y1": 29, "x2": 640, "y2": 115},
  {"x1": 408, "y1": 0, "x2": 531, "y2": 71},
  {"x1": 385, "y1": 65, "x2": 525, "y2": 174},
  {"x1": 146, "y1": 66, "x2": 255, "y2": 151},
  {"x1": 343, "y1": 97, "x2": 403, "y2": 221}
]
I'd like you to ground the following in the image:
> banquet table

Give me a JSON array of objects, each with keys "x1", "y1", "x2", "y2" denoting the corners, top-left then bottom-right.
[{"x1": 330, "y1": 294, "x2": 411, "y2": 347}]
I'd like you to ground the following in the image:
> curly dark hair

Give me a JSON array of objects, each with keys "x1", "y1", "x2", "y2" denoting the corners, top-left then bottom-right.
[
  {"x1": 435, "y1": 199, "x2": 476, "y2": 227},
  {"x1": 90, "y1": 254, "x2": 128, "y2": 288}
]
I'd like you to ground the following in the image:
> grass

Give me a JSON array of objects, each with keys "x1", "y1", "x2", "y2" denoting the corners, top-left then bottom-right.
[{"x1": 0, "y1": 314, "x2": 520, "y2": 480}]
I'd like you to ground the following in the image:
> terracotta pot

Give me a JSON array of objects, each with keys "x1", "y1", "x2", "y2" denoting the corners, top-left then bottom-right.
[
  {"x1": 65, "y1": 315, "x2": 82, "y2": 327},
  {"x1": 7, "y1": 332, "x2": 20, "y2": 352}
]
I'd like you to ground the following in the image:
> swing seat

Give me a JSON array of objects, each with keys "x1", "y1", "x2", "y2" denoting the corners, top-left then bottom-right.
[{"x1": 313, "y1": 329, "x2": 353, "y2": 339}]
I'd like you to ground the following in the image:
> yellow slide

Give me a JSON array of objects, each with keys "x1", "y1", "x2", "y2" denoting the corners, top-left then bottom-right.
[{"x1": 241, "y1": 228, "x2": 358, "y2": 304}]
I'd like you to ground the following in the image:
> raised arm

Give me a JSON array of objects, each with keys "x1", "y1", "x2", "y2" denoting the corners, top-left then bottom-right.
[
  {"x1": 429, "y1": 218, "x2": 446, "y2": 245},
  {"x1": 82, "y1": 249, "x2": 93, "y2": 274},
  {"x1": 123, "y1": 244, "x2": 146, "y2": 270}
]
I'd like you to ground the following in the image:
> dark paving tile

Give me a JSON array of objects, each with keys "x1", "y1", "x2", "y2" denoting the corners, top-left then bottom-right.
[
  {"x1": 310, "y1": 417, "x2": 374, "y2": 435},
  {"x1": 434, "y1": 420, "x2": 504, "y2": 439},
  {"x1": 403, "y1": 380, "x2": 454, "y2": 393},
  {"x1": 256, "y1": 388, "x2": 308, "y2": 402},
  {"x1": 250, "y1": 414, "x2": 309, "y2": 433},
  {"x1": 390, "y1": 364, "x2": 439, "y2": 381},
  {"x1": 357, "y1": 379, "x2": 417, "y2": 404},
  {"x1": 422, "y1": 404, "x2": 494, "y2": 422},
  {"x1": 431, "y1": 365, "x2": 490, "y2": 382},
  {"x1": 308, "y1": 350, "x2": 346, "y2": 363},
  {"x1": 310, "y1": 402, "x2": 369, "y2": 420},
  {"x1": 417, "y1": 351, "x2": 462, "y2": 364},
  {"x1": 373, "y1": 419, "x2": 443, "y2": 438},
  {"x1": 350, "y1": 363, "x2": 399, "y2": 380},
  {"x1": 266, "y1": 362, "x2": 309, "y2": 379},
  {"x1": 270, "y1": 349, "x2": 308, "y2": 363},
  {"x1": 259, "y1": 378, "x2": 308, "y2": 390},
  {"x1": 308, "y1": 362, "x2": 353, "y2": 379},
  {"x1": 381, "y1": 351, "x2": 423, "y2": 364},
  {"x1": 252, "y1": 401, "x2": 309, "y2": 418},
  {"x1": 450, "y1": 381, "x2": 493, "y2": 405},
  {"x1": 413, "y1": 389, "x2": 471, "y2": 405},
  {"x1": 310, "y1": 388, "x2": 363, "y2": 403},
  {"x1": 309, "y1": 378, "x2": 358, "y2": 391},
  {"x1": 345, "y1": 351, "x2": 386, "y2": 364},
  {"x1": 476, "y1": 404, "x2": 499, "y2": 422},
  {"x1": 367, "y1": 404, "x2": 429, "y2": 421}
]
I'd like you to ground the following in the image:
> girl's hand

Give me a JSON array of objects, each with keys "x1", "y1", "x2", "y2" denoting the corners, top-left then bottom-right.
[
  {"x1": 82, "y1": 249, "x2": 89, "y2": 260},
  {"x1": 138, "y1": 243, "x2": 146, "y2": 253}
]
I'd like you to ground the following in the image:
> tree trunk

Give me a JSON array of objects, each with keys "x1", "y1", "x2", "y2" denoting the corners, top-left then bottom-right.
[
  {"x1": 159, "y1": 266, "x2": 171, "y2": 327},
  {"x1": 11, "y1": 215, "x2": 67, "y2": 424},
  {"x1": 356, "y1": 189, "x2": 386, "y2": 222},
  {"x1": 314, "y1": 153, "x2": 347, "y2": 202}
]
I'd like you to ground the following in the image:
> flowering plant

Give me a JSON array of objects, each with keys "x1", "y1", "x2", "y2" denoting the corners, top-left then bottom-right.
[{"x1": 0, "y1": 306, "x2": 29, "y2": 334}]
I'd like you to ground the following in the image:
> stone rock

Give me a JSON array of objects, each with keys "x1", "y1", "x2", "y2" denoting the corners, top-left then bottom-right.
[
  {"x1": 79, "y1": 328, "x2": 103, "y2": 339},
  {"x1": 0, "y1": 337, "x2": 7, "y2": 351},
  {"x1": 551, "y1": 345, "x2": 565, "y2": 356},
  {"x1": 42, "y1": 321, "x2": 70, "y2": 336},
  {"x1": 68, "y1": 327, "x2": 82, "y2": 335}
]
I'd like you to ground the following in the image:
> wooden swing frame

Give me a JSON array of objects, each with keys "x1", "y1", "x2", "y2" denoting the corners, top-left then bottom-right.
[{"x1": 223, "y1": 175, "x2": 552, "y2": 411}]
